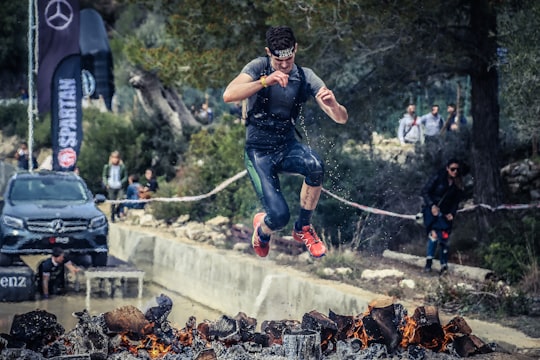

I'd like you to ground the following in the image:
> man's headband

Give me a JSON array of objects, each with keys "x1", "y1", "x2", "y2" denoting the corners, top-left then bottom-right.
[{"x1": 269, "y1": 46, "x2": 295, "y2": 59}]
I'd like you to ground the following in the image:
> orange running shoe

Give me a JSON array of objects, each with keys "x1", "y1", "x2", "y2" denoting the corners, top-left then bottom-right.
[
  {"x1": 292, "y1": 225, "x2": 326, "y2": 258},
  {"x1": 252, "y1": 212, "x2": 270, "y2": 257}
]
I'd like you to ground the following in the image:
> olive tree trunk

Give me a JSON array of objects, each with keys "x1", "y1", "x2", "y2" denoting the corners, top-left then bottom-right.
[{"x1": 129, "y1": 69, "x2": 201, "y2": 136}]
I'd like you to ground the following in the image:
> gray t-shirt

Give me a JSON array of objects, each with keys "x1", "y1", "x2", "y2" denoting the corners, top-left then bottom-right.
[{"x1": 241, "y1": 57, "x2": 325, "y2": 150}]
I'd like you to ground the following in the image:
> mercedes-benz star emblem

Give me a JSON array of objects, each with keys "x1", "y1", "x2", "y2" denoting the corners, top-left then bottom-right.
[
  {"x1": 44, "y1": 0, "x2": 74, "y2": 31},
  {"x1": 51, "y1": 219, "x2": 65, "y2": 233}
]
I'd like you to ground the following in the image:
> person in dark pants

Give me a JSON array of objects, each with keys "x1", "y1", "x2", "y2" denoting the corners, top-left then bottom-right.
[
  {"x1": 223, "y1": 26, "x2": 348, "y2": 258},
  {"x1": 102, "y1": 151, "x2": 128, "y2": 222},
  {"x1": 36, "y1": 247, "x2": 80, "y2": 299},
  {"x1": 421, "y1": 158, "x2": 464, "y2": 275}
]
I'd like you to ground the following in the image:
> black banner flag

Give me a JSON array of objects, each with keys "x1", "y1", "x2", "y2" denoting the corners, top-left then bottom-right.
[
  {"x1": 37, "y1": 0, "x2": 80, "y2": 114},
  {"x1": 51, "y1": 55, "x2": 83, "y2": 171},
  {"x1": 80, "y1": 8, "x2": 115, "y2": 110}
]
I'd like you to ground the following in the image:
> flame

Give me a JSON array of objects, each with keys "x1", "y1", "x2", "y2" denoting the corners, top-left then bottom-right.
[
  {"x1": 144, "y1": 334, "x2": 172, "y2": 358},
  {"x1": 399, "y1": 315, "x2": 418, "y2": 348},
  {"x1": 345, "y1": 317, "x2": 370, "y2": 349},
  {"x1": 118, "y1": 333, "x2": 172, "y2": 358}
]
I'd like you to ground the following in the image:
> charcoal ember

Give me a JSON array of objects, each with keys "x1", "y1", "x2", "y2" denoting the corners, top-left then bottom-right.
[
  {"x1": 144, "y1": 294, "x2": 173, "y2": 324},
  {"x1": 232, "y1": 312, "x2": 257, "y2": 342},
  {"x1": 247, "y1": 332, "x2": 270, "y2": 347},
  {"x1": 407, "y1": 344, "x2": 427, "y2": 360},
  {"x1": 41, "y1": 340, "x2": 65, "y2": 358},
  {"x1": 203, "y1": 315, "x2": 242, "y2": 345},
  {"x1": 58, "y1": 310, "x2": 108, "y2": 359},
  {"x1": 104, "y1": 305, "x2": 152, "y2": 336},
  {"x1": 0, "y1": 347, "x2": 44, "y2": 359},
  {"x1": 194, "y1": 348, "x2": 217, "y2": 360},
  {"x1": 328, "y1": 310, "x2": 355, "y2": 341},
  {"x1": 453, "y1": 334, "x2": 493, "y2": 357},
  {"x1": 301, "y1": 310, "x2": 337, "y2": 352},
  {"x1": 10, "y1": 310, "x2": 65, "y2": 351},
  {"x1": 261, "y1": 319, "x2": 301, "y2": 345},
  {"x1": 335, "y1": 338, "x2": 369, "y2": 357},
  {"x1": 0, "y1": 333, "x2": 26, "y2": 349}
]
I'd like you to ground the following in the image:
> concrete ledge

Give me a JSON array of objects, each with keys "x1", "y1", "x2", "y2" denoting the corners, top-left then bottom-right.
[{"x1": 108, "y1": 225, "x2": 391, "y2": 321}]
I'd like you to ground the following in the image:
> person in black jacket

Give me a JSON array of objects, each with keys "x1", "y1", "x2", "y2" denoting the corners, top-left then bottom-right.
[{"x1": 421, "y1": 158, "x2": 464, "y2": 274}]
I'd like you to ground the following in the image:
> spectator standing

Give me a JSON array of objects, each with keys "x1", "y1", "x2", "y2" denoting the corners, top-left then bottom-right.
[
  {"x1": 36, "y1": 247, "x2": 80, "y2": 299},
  {"x1": 102, "y1": 151, "x2": 127, "y2": 222},
  {"x1": 441, "y1": 103, "x2": 467, "y2": 133},
  {"x1": 15, "y1": 142, "x2": 38, "y2": 170},
  {"x1": 419, "y1": 104, "x2": 443, "y2": 140},
  {"x1": 421, "y1": 158, "x2": 464, "y2": 275},
  {"x1": 398, "y1": 104, "x2": 423, "y2": 145},
  {"x1": 223, "y1": 25, "x2": 348, "y2": 258}
]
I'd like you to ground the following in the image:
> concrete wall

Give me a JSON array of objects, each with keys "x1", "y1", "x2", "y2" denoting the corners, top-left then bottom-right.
[{"x1": 108, "y1": 224, "x2": 389, "y2": 322}]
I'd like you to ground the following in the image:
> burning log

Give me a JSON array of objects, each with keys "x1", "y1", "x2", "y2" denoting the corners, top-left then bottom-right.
[
  {"x1": 103, "y1": 305, "x2": 152, "y2": 336},
  {"x1": 0, "y1": 295, "x2": 495, "y2": 359},
  {"x1": 301, "y1": 310, "x2": 338, "y2": 352},
  {"x1": 260, "y1": 319, "x2": 301, "y2": 345}
]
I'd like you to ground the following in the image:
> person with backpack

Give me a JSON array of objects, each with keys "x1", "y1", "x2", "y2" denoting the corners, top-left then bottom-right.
[
  {"x1": 398, "y1": 104, "x2": 423, "y2": 145},
  {"x1": 223, "y1": 25, "x2": 348, "y2": 259}
]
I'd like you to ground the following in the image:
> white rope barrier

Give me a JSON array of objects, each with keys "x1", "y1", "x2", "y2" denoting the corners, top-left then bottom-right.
[{"x1": 107, "y1": 170, "x2": 540, "y2": 219}]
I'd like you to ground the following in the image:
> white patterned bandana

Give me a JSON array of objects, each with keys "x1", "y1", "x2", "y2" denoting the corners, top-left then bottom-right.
[{"x1": 270, "y1": 46, "x2": 295, "y2": 59}]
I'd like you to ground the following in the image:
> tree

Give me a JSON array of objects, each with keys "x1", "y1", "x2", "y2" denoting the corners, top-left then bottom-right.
[{"x1": 498, "y1": 0, "x2": 540, "y2": 156}]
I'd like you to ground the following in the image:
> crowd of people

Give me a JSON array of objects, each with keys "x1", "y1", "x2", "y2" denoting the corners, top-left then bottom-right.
[{"x1": 397, "y1": 103, "x2": 467, "y2": 146}]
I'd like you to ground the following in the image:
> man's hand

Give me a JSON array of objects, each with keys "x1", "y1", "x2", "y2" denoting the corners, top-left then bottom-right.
[{"x1": 266, "y1": 70, "x2": 289, "y2": 88}]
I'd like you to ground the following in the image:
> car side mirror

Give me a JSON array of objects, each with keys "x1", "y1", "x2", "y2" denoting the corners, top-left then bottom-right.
[{"x1": 94, "y1": 194, "x2": 106, "y2": 204}]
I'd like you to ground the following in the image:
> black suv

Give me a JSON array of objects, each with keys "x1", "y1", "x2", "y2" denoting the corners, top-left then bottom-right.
[{"x1": 0, "y1": 171, "x2": 108, "y2": 267}]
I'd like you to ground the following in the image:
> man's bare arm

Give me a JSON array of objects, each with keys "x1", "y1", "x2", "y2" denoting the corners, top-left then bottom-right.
[{"x1": 315, "y1": 87, "x2": 348, "y2": 124}]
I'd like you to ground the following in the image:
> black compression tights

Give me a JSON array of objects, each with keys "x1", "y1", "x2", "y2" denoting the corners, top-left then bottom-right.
[{"x1": 245, "y1": 142, "x2": 324, "y2": 231}]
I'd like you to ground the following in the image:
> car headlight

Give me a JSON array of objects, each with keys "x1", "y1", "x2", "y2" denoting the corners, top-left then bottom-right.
[
  {"x1": 2, "y1": 215, "x2": 24, "y2": 229},
  {"x1": 89, "y1": 215, "x2": 107, "y2": 229}
]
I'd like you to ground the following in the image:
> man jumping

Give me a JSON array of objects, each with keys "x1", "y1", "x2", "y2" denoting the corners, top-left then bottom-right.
[{"x1": 223, "y1": 26, "x2": 348, "y2": 258}]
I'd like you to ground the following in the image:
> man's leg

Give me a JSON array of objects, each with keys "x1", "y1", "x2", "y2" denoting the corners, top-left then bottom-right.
[
  {"x1": 245, "y1": 148, "x2": 289, "y2": 257},
  {"x1": 281, "y1": 143, "x2": 326, "y2": 257},
  {"x1": 292, "y1": 183, "x2": 326, "y2": 257}
]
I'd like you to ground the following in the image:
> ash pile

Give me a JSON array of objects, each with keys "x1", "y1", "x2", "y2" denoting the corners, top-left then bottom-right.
[{"x1": 0, "y1": 294, "x2": 496, "y2": 360}]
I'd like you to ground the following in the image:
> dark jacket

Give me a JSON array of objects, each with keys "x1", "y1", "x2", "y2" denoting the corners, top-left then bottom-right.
[{"x1": 421, "y1": 169, "x2": 463, "y2": 216}]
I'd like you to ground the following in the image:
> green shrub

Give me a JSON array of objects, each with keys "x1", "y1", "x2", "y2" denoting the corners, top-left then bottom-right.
[
  {"x1": 483, "y1": 215, "x2": 539, "y2": 284},
  {"x1": 151, "y1": 124, "x2": 258, "y2": 223},
  {"x1": 0, "y1": 102, "x2": 28, "y2": 137}
]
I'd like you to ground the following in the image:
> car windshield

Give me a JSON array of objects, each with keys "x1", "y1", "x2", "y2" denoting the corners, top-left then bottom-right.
[{"x1": 9, "y1": 177, "x2": 89, "y2": 203}]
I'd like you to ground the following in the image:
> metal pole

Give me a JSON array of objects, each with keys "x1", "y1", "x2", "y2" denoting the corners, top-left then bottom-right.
[{"x1": 27, "y1": 0, "x2": 36, "y2": 172}]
